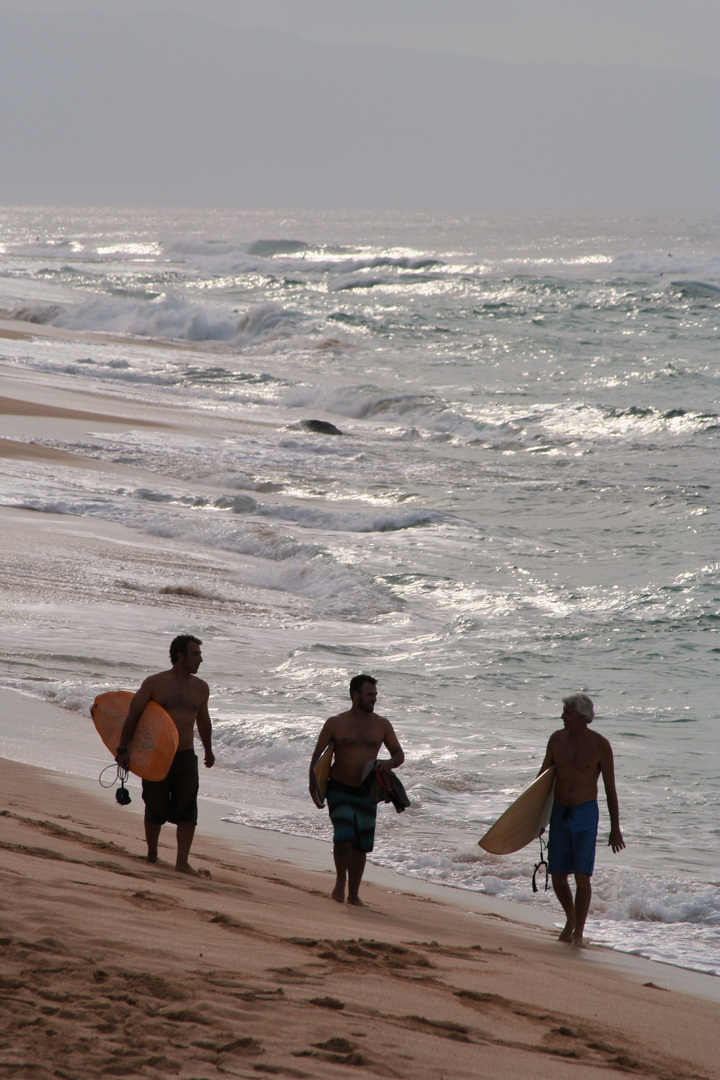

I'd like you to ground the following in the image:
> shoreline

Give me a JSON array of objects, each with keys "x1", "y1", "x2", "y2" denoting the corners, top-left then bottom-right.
[{"x1": 2, "y1": 684, "x2": 719, "y2": 1008}]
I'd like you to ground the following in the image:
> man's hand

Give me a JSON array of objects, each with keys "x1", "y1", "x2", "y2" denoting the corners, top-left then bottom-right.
[
  {"x1": 608, "y1": 827, "x2": 625, "y2": 854},
  {"x1": 115, "y1": 747, "x2": 130, "y2": 769},
  {"x1": 204, "y1": 748, "x2": 215, "y2": 768}
]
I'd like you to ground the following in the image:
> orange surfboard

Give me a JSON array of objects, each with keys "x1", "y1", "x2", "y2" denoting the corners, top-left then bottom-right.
[{"x1": 91, "y1": 690, "x2": 179, "y2": 782}]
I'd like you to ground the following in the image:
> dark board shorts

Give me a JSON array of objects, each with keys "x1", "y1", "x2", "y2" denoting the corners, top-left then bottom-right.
[
  {"x1": 142, "y1": 748, "x2": 199, "y2": 826},
  {"x1": 548, "y1": 799, "x2": 599, "y2": 876}
]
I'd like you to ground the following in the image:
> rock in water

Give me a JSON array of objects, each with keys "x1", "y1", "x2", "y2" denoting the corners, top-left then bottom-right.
[{"x1": 300, "y1": 419, "x2": 344, "y2": 436}]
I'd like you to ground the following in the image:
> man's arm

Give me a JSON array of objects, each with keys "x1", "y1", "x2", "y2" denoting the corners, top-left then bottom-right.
[
  {"x1": 378, "y1": 719, "x2": 404, "y2": 777},
  {"x1": 536, "y1": 735, "x2": 555, "y2": 778},
  {"x1": 599, "y1": 738, "x2": 625, "y2": 853},
  {"x1": 115, "y1": 678, "x2": 155, "y2": 764},
  {"x1": 195, "y1": 685, "x2": 214, "y2": 768},
  {"x1": 308, "y1": 717, "x2": 336, "y2": 807}
]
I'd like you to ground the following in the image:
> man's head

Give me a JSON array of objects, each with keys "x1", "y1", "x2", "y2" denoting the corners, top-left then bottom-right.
[
  {"x1": 562, "y1": 692, "x2": 594, "y2": 724},
  {"x1": 170, "y1": 634, "x2": 203, "y2": 668},
  {"x1": 350, "y1": 674, "x2": 377, "y2": 713}
]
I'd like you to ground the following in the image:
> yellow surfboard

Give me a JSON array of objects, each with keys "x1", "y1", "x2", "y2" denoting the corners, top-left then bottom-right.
[
  {"x1": 478, "y1": 766, "x2": 556, "y2": 855},
  {"x1": 312, "y1": 742, "x2": 334, "y2": 807},
  {"x1": 91, "y1": 690, "x2": 179, "y2": 782}
]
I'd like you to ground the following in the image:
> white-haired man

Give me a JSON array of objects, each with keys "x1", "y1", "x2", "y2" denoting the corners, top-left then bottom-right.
[{"x1": 537, "y1": 693, "x2": 625, "y2": 948}]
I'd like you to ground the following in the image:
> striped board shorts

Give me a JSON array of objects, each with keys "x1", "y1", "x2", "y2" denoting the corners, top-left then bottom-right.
[{"x1": 326, "y1": 778, "x2": 378, "y2": 853}]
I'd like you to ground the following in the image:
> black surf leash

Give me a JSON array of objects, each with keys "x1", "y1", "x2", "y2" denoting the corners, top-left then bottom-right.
[
  {"x1": 99, "y1": 761, "x2": 132, "y2": 805},
  {"x1": 532, "y1": 833, "x2": 549, "y2": 893}
]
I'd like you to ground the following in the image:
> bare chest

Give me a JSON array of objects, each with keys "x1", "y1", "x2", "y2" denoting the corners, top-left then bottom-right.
[
  {"x1": 334, "y1": 720, "x2": 384, "y2": 752},
  {"x1": 554, "y1": 738, "x2": 600, "y2": 773},
  {"x1": 153, "y1": 681, "x2": 204, "y2": 718}
]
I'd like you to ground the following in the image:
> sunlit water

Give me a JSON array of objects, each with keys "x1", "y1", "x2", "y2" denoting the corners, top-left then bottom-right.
[{"x1": 1, "y1": 207, "x2": 718, "y2": 974}]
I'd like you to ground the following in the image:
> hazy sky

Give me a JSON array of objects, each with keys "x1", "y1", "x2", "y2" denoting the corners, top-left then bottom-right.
[
  {"x1": 2, "y1": 0, "x2": 719, "y2": 76},
  {"x1": 1, "y1": 1, "x2": 718, "y2": 210}
]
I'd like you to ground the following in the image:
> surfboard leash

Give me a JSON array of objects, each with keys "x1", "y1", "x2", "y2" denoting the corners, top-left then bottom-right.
[
  {"x1": 98, "y1": 762, "x2": 132, "y2": 805},
  {"x1": 532, "y1": 833, "x2": 549, "y2": 893}
]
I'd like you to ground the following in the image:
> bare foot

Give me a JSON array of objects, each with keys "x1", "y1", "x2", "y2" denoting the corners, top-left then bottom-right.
[
  {"x1": 175, "y1": 862, "x2": 197, "y2": 874},
  {"x1": 558, "y1": 922, "x2": 574, "y2": 943},
  {"x1": 146, "y1": 851, "x2": 158, "y2": 864},
  {"x1": 331, "y1": 884, "x2": 345, "y2": 903},
  {"x1": 175, "y1": 862, "x2": 211, "y2": 878},
  {"x1": 572, "y1": 935, "x2": 589, "y2": 949},
  {"x1": 347, "y1": 895, "x2": 364, "y2": 907}
]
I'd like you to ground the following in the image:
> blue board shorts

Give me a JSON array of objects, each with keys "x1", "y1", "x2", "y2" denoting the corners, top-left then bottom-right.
[
  {"x1": 142, "y1": 749, "x2": 199, "y2": 826},
  {"x1": 548, "y1": 799, "x2": 599, "y2": 876},
  {"x1": 326, "y1": 778, "x2": 377, "y2": 853}
]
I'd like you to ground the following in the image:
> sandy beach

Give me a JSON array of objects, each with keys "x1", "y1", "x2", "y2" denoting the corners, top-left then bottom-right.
[{"x1": 2, "y1": 752, "x2": 720, "y2": 1080}]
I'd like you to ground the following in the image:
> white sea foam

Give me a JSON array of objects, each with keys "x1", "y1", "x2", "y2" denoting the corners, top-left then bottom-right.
[
  {"x1": 44, "y1": 293, "x2": 304, "y2": 344},
  {"x1": 162, "y1": 235, "x2": 445, "y2": 279},
  {"x1": 256, "y1": 503, "x2": 443, "y2": 532}
]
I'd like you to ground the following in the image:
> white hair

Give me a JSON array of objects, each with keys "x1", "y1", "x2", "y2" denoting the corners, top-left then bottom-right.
[{"x1": 562, "y1": 692, "x2": 594, "y2": 722}]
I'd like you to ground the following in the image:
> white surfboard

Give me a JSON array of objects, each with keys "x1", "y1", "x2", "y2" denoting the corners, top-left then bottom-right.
[
  {"x1": 478, "y1": 766, "x2": 556, "y2": 855},
  {"x1": 312, "y1": 741, "x2": 334, "y2": 807}
]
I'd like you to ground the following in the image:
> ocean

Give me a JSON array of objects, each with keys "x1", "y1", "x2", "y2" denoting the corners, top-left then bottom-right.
[{"x1": 0, "y1": 206, "x2": 718, "y2": 975}]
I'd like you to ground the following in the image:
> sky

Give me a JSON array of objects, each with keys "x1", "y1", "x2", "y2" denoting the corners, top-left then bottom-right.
[{"x1": 1, "y1": 0, "x2": 718, "y2": 210}]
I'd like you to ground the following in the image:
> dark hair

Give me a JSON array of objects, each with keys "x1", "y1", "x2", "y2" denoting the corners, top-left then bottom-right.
[
  {"x1": 170, "y1": 634, "x2": 202, "y2": 664},
  {"x1": 349, "y1": 673, "x2": 377, "y2": 699}
]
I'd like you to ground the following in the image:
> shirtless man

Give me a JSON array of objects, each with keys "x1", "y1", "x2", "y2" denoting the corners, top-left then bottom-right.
[
  {"x1": 538, "y1": 693, "x2": 625, "y2": 948},
  {"x1": 309, "y1": 675, "x2": 404, "y2": 906},
  {"x1": 116, "y1": 635, "x2": 215, "y2": 873}
]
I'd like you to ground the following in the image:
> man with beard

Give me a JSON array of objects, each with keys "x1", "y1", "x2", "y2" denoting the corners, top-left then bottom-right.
[{"x1": 309, "y1": 675, "x2": 404, "y2": 905}]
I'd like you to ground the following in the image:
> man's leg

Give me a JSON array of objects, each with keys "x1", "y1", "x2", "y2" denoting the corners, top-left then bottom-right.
[
  {"x1": 347, "y1": 848, "x2": 366, "y2": 906},
  {"x1": 175, "y1": 822, "x2": 196, "y2": 872},
  {"x1": 551, "y1": 873, "x2": 575, "y2": 942},
  {"x1": 332, "y1": 841, "x2": 351, "y2": 902},
  {"x1": 169, "y1": 751, "x2": 200, "y2": 873},
  {"x1": 144, "y1": 818, "x2": 161, "y2": 863},
  {"x1": 572, "y1": 873, "x2": 592, "y2": 947}
]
